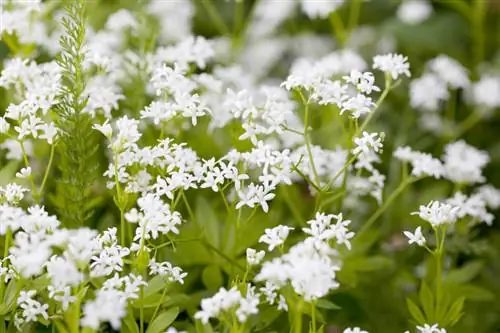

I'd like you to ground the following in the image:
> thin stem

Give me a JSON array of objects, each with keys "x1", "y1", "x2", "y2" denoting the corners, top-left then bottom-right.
[
  {"x1": 449, "y1": 110, "x2": 483, "y2": 141},
  {"x1": 18, "y1": 140, "x2": 39, "y2": 201},
  {"x1": 290, "y1": 164, "x2": 323, "y2": 194},
  {"x1": 323, "y1": 153, "x2": 360, "y2": 192},
  {"x1": 357, "y1": 74, "x2": 393, "y2": 136},
  {"x1": 38, "y1": 143, "x2": 56, "y2": 199},
  {"x1": 299, "y1": 91, "x2": 320, "y2": 187},
  {"x1": 311, "y1": 301, "x2": 317, "y2": 333},
  {"x1": 202, "y1": 240, "x2": 246, "y2": 272},
  {"x1": 329, "y1": 11, "x2": 346, "y2": 46},
  {"x1": 218, "y1": 185, "x2": 231, "y2": 213},
  {"x1": 201, "y1": 0, "x2": 230, "y2": 35},
  {"x1": 347, "y1": 0, "x2": 362, "y2": 34},
  {"x1": 472, "y1": 0, "x2": 486, "y2": 70},
  {"x1": 140, "y1": 286, "x2": 145, "y2": 333},
  {"x1": 358, "y1": 176, "x2": 417, "y2": 236},
  {"x1": 181, "y1": 191, "x2": 195, "y2": 222},
  {"x1": 113, "y1": 151, "x2": 127, "y2": 246}
]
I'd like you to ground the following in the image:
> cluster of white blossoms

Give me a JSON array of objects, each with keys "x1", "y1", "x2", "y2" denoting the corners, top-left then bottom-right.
[
  {"x1": 394, "y1": 139, "x2": 490, "y2": 183},
  {"x1": 255, "y1": 212, "x2": 352, "y2": 301},
  {"x1": 344, "y1": 323, "x2": 447, "y2": 333},
  {"x1": 194, "y1": 286, "x2": 260, "y2": 324},
  {"x1": 0, "y1": 196, "x2": 186, "y2": 330}
]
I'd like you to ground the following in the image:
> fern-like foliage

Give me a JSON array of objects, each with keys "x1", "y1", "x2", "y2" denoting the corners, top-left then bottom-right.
[{"x1": 53, "y1": 0, "x2": 99, "y2": 227}]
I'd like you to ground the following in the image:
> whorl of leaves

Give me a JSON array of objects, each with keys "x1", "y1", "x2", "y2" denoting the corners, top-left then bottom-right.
[{"x1": 53, "y1": 0, "x2": 98, "y2": 227}]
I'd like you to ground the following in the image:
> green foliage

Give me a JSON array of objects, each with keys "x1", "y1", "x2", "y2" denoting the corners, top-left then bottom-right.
[{"x1": 52, "y1": 0, "x2": 99, "y2": 227}]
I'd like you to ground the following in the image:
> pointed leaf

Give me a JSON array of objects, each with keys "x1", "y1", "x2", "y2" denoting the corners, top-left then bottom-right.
[
  {"x1": 419, "y1": 281, "x2": 434, "y2": 322},
  {"x1": 445, "y1": 261, "x2": 483, "y2": 284},
  {"x1": 316, "y1": 299, "x2": 341, "y2": 310},
  {"x1": 146, "y1": 307, "x2": 179, "y2": 333},
  {"x1": 442, "y1": 297, "x2": 465, "y2": 327},
  {"x1": 406, "y1": 299, "x2": 426, "y2": 324}
]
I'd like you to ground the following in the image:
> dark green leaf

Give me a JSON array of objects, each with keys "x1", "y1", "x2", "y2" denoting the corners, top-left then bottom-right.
[{"x1": 316, "y1": 299, "x2": 341, "y2": 310}]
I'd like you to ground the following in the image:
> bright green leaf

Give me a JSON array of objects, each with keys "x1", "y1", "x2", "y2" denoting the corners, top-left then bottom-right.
[
  {"x1": 406, "y1": 299, "x2": 426, "y2": 324},
  {"x1": 201, "y1": 264, "x2": 222, "y2": 291},
  {"x1": 442, "y1": 297, "x2": 465, "y2": 327},
  {"x1": 146, "y1": 307, "x2": 179, "y2": 333},
  {"x1": 419, "y1": 281, "x2": 434, "y2": 322}
]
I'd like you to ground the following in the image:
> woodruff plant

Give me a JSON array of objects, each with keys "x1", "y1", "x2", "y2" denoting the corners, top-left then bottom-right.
[{"x1": 0, "y1": 0, "x2": 499, "y2": 333}]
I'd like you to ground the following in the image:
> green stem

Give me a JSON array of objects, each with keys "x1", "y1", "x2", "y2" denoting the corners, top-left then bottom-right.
[
  {"x1": 357, "y1": 74, "x2": 393, "y2": 136},
  {"x1": 140, "y1": 286, "x2": 145, "y2": 333},
  {"x1": 329, "y1": 11, "x2": 346, "y2": 46},
  {"x1": 18, "y1": 139, "x2": 39, "y2": 202},
  {"x1": 202, "y1": 240, "x2": 246, "y2": 272},
  {"x1": 347, "y1": 0, "x2": 362, "y2": 34},
  {"x1": 311, "y1": 301, "x2": 317, "y2": 333},
  {"x1": 472, "y1": 0, "x2": 486, "y2": 70},
  {"x1": 294, "y1": 300, "x2": 303, "y2": 333},
  {"x1": 38, "y1": 143, "x2": 56, "y2": 199},
  {"x1": 323, "y1": 153, "x2": 360, "y2": 192},
  {"x1": 358, "y1": 176, "x2": 416, "y2": 236},
  {"x1": 299, "y1": 91, "x2": 320, "y2": 187},
  {"x1": 201, "y1": 0, "x2": 230, "y2": 35},
  {"x1": 449, "y1": 110, "x2": 483, "y2": 141},
  {"x1": 218, "y1": 185, "x2": 231, "y2": 213}
]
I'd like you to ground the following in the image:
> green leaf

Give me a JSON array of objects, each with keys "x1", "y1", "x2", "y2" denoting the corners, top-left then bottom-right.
[
  {"x1": 255, "y1": 307, "x2": 281, "y2": 330},
  {"x1": 0, "y1": 280, "x2": 17, "y2": 315},
  {"x1": 0, "y1": 161, "x2": 19, "y2": 185},
  {"x1": 419, "y1": 281, "x2": 434, "y2": 322},
  {"x1": 195, "y1": 320, "x2": 214, "y2": 333},
  {"x1": 350, "y1": 255, "x2": 393, "y2": 272},
  {"x1": 195, "y1": 197, "x2": 220, "y2": 248},
  {"x1": 146, "y1": 307, "x2": 179, "y2": 333},
  {"x1": 201, "y1": 265, "x2": 223, "y2": 291},
  {"x1": 143, "y1": 275, "x2": 169, "y2": 298},
  {"x1": 122, "y1": 312, "x2": 139, "y2": 333},
  {"x1": 442, "y1": 297, "x2": 465, "y2": 327},
  {"x1": 456, "y1": 284, "x2": 495, "y2": 302},
  {"x1": 406, "y1": 298, "x2": 426, "y2": 324},
  {"x1": 445, "y1": 261, "x2": 483, "y2": 284},
  {"x1": 315, "y1": 299, "x2": 341, "y2": 310}
]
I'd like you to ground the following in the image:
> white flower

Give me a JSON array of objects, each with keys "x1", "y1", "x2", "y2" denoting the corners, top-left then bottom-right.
[
  {"x1": 397, "y1": 0, "x2": 433, "y2": 25},
  {"x1": 410, "y1": 73, "x2": 449, "y2": 111},
  {"x1": 353, "y1": 132, "x2": 383, "y2": 155},
  {"x1": 246, "y1": 248, "x2": 265, "y2": 266},
  {"x1": 403, "y1": 226, "x2": 426, "y2": 246},
  {"x1": 0, "y1": 117, "x2": 10, "y2": 133},
  {"x1": 412, "y1": 201, "x2": 459, "y2": 227},
  {"x1": 373, "y1": 53, "x2": 411, "y2": 80},
  {"x1": 428, "y1": 55, "x2": 469, "y2": 89},
  {"x1": 93, "y1": 120, "x2": 113, "y2": 138},
  {"x1": 149, "y1": 259, "x2": 187, "y2": 284},
  {"x1": 415, "y1": 323, "x2": 447, "y2": 333},
  {"x1": 344, "y1": 328, "x2": 369, "y2": 333},
  {"x1": 442, "y1": 140, "x2": 489, "y2": 185},
  {"x1": 300, "y1": 0, "x2": 345, "y2": 19},
  {"x1": 16, "y1": 167, "x2": 32, "y2": 179},
  {"x1": 259, "y1": 225, "x2": 294, "y2": 251},
  {"x1": 472, "y1": 75, "x2": 500, "y2": 109}
]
